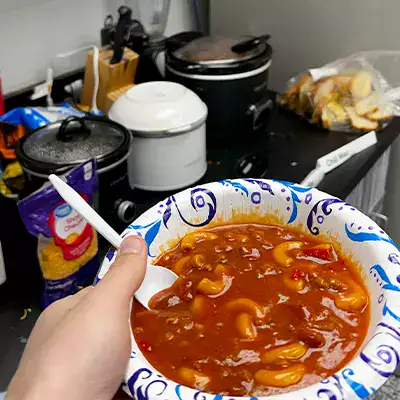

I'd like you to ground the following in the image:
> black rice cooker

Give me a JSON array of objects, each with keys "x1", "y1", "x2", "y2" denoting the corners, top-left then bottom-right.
[
  {"x1": 165, "y1": 34, "x2": 273, "y2": 145},
  {"x1": 17, "y1": 116, "x2": 136, "y2": 233}
]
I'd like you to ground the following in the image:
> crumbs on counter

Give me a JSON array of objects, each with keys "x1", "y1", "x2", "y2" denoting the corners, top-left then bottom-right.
[{"x1": 207, "y1": 160, "x2": 221, "y2": 166}]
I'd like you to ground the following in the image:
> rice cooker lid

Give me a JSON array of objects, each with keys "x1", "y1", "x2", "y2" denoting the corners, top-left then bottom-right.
[
  {"x1": 18, "y1": 116, "x2": 131, "y2": 175},
  {"x1": 108, "y1": 82, "x2": 208, "y2": 138},
  {"x1": 168, "y1": 35, "x2": 272, "y2": 76}
]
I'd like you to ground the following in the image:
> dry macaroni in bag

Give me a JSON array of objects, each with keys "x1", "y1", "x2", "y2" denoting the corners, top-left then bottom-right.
[{"x1": 18, "y1": 160, "x2": 99, "y2": 307}]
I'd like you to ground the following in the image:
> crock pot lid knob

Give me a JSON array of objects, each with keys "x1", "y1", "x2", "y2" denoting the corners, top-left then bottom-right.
[
  {"x1": 231, "y1": 34, "x2": 271, "y2": 54},
  {"x1": 56, "y1": 116, "x2": 91, "y2": 142}
]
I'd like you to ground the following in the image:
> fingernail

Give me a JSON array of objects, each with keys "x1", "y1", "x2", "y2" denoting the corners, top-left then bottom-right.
[{"x1": 119, "y1": 236, "x2": 144, "y2": 255}]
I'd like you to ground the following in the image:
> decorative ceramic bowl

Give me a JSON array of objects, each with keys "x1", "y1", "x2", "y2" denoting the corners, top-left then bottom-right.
[{"x1": 96, "y1": 179, "x2": 400, "y2": 400}]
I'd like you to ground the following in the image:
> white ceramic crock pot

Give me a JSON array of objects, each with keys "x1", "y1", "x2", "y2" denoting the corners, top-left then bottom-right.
[
  {"x1": 97, "y1": 179, "x2": 400, "y2": 400},
  {"x1": 109, "y1": 81, "x2": 208, "y2": 192}
]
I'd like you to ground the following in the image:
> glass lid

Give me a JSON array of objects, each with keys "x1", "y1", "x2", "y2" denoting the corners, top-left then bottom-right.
[{"x1": 22, "y1": 117, "x2": 125, "y2": 165}]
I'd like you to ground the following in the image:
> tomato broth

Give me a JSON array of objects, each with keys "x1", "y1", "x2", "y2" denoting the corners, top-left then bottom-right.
[{"x1": 131, "y1": 224, "x2": 370, "y2": 397}]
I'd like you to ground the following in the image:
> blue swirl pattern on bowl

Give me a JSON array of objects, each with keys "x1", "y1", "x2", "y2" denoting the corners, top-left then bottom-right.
[{"x1": 96, "y1": 179, "x2": 400, "y2": 400}]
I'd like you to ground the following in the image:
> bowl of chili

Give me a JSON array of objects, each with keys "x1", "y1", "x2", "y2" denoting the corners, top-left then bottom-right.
[{"x1": 96, "y1": 179, "x2": 400, "y2": 399}]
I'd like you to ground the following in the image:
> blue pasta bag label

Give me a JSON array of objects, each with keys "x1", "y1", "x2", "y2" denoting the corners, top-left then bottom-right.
[{"x1": 18, "y1": 160, "x2": 99, "y2": 308}]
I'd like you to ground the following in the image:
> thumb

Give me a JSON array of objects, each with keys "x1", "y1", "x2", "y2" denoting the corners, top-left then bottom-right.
[{"x1": 95, "y1": 236, "x2": 148, "y2": 302}]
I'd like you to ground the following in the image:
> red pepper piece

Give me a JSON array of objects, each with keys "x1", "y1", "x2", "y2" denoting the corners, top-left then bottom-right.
[
  {"x1": 291, "y1": 268, "x2": 306, "y2": 280},
  {"x1": 303, "y1": 247, "x2": 332, "y2": 261}
]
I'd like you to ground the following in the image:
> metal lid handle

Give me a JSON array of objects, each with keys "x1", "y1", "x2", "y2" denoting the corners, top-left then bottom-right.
[
  {"x1": 57, "y1": 116, "x2": 91, "y2": 142},
  {"x1": 231, "y1": 34, "x2": 271, "y2": 54}
]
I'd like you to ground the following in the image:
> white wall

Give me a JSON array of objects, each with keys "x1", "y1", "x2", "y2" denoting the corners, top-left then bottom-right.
[
  {"x1": 0, "y1": 0, "x2": 105, "y2": 94},
  {"x1": 211, "y1": 0, "x2": 400, "y2": 91},
  {"x1": 0, "y1": 0, "x2": 199, "y2": 95},
  {"x1": 105, "y1": 0, "x2": 197, "y2": 36}
]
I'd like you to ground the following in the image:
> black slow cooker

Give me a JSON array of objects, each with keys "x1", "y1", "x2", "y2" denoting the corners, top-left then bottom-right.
[
  {"x1": 17, "y1": 116, "x2": 136, "y2": 233},
  {"x1": 166, "y1": 34, "x2": 273, "y2": 145}
]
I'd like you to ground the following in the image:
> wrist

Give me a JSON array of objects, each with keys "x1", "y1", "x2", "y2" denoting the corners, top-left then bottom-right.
[{"x1": 6, "y1": 378, "x2": 60, "y2": 400}]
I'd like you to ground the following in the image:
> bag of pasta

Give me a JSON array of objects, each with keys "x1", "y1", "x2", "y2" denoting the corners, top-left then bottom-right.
[
  {"x1": 279, "y1": 50, "x2": 400, "y2": 133},
  {"x1": 18, "y1": 160, "x2": 99, "y2": 307}
]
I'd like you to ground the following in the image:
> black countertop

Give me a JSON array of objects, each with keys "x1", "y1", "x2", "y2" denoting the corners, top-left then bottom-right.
[
  {"x1": 132, "y1": 105, "x2": 400, "y2": 217},
  {"x1": 268, "y1": 107, "x2": 398, "y2": 198},
  {"x1": 1, "y1": 107, "x2": 399, "y2": 392}
]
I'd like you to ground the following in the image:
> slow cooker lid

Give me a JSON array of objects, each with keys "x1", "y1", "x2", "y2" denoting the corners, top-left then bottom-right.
[
  {"x1": 18, "y1": 116, "x2": 131, "y2": 176},
  {"x1": 109, "y1": 82, "x2": 208, "y2": 137},
  {"x1": 22, "y1": 117, "x2": 125, "y2": 165},
  {"x1": 172, "y1": 35, "x2": 267, "y2": 65}
]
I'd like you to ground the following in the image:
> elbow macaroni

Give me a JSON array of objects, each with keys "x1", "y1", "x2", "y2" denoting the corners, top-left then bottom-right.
[
  {"x1": 197, "y1": 264, "x2": 232, "y2": 296},
  {"x1": 261, "y1": 343, "x2": 308, "y2": 364},
  {"x1": 236, "y1": 312, "x2": 257, "y2": 339},
  {"x1": 197, "y1": 277, "x2": 226, "y2": 295},
  {"x1": 225, "y1": 298, "x2": 265, "y2": 319},
  {"x1": 272, "y1": 242, "x2": 303, "y2": 267},
  {"x1": 178, "y1": 367, "x2": 210, "y2": 391},
  {"x1": 283, "y1": 270, "x2": 305, "y2": 291},
  {"x1": 173, "y1": 256, "x2": 192, "y2": 275},
  {"x1": 254, "y1": 364, "x2": 306, "y2": 388},
  {"x1": 181, "y1": 231, "x2": 218, "y2": 250},
  {"x1": 335, "y1": 280, "x2": 368, "y2": 311}
]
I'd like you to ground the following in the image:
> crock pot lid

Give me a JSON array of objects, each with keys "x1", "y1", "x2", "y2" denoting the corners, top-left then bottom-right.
[
  {"x1": 109, "y1": 81, "x2": 207, "y2": 134},
  {"x1": 172, "y1": 35, "x2": 266, "y2": 65},
  {"x1": 22, "y1": 117, "x2": 125, "y2": 165}
]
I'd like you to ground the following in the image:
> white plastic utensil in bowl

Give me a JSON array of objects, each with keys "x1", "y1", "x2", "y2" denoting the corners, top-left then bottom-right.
[{"x1": 48, "y1": 174, "x2": 178, "y2": 309}]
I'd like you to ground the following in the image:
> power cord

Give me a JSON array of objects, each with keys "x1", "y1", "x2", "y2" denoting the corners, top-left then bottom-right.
[{"x1": 193, "y1": 0, "x2": 202, "y2": 32}]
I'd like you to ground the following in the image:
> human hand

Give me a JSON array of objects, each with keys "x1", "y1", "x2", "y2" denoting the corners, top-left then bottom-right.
[{"x1": 7, "y1": 236, "x2": 147, "y2": 400}]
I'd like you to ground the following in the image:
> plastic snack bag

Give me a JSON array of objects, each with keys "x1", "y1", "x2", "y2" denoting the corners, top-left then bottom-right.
[
  {"x1": 0, "y1": 161, "x2": 24, "y2": 197},
  {"x1": 18, "y1": 160, "x2": 99, "y2": 308},
  {"x1": 279, "y1": 50, "x2": 400, "y2": 133},
  {"x1": 0, "y1": 103, "x2": 86, "y2": 131}
]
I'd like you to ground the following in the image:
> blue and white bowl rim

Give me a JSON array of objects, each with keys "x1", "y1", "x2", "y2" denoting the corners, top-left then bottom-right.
[{"x1": 96, "y1": 178, "x2": 400, "y2": 400}]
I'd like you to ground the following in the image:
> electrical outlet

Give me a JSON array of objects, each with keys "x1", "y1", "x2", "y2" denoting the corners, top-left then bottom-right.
[{"x1": 30, "y1": 82, "x2": 49, "y2": 101}]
